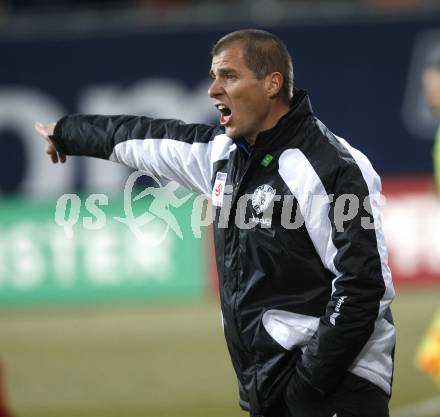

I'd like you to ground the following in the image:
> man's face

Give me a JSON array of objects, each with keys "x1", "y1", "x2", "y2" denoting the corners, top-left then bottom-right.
[
  {"x1": 208, "y1": 42, "x2": 272, "y2": 142},
  {"x1": 423, "y1": 68, "x2": 440, "y2": 116}
]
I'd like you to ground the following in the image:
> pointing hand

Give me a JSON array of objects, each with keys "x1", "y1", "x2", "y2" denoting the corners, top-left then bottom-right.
[{"x1": 34, "y1": 122, "x2": 66, "y2": 164}]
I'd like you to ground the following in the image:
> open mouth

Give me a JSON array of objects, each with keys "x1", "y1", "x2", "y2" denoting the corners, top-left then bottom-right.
[{"x1": 216, "y1": 104, "x2": 232, "y2": 126}]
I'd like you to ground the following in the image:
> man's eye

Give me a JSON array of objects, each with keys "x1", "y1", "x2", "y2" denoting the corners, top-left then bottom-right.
[{"x1": 226, "y1": 74, "x2": 237, "y2": 79}]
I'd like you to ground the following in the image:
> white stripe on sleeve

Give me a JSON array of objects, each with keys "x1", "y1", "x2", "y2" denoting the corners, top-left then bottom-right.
[{"x1": 109, "y1": 133, "x2": 236, "y2": 195}]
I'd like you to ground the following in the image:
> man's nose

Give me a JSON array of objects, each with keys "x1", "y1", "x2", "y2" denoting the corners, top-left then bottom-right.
[{"x1": 208, "y1": 78, "x2": 222, "y2": 98}]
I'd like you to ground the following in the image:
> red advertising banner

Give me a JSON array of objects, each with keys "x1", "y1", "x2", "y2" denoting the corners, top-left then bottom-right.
[{"x1": 382, "y1": 175, "x2": 440, "y2": 286}]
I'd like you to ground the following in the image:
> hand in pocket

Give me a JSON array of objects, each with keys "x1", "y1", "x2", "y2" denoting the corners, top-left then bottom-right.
[{"x1": 284, "y1": 372, "x2": 335, "y2": 417}]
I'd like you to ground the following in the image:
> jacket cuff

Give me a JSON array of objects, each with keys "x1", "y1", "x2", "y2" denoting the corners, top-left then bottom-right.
[{"x1": 50, "y1": 116, "x2": 69, "y2": 155}]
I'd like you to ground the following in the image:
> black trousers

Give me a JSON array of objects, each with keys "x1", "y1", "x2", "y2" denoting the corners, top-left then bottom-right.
[{"x1": 252, "y1": 372, "x2": 390, "y2": 417}]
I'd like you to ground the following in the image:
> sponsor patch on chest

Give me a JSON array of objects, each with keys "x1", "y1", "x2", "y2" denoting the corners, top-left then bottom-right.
[{"x1": 212, "y1": 172, "x2": 228, "y2": 207}]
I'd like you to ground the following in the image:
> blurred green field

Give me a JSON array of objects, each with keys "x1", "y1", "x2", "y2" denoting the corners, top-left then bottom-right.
[{"x1": 0, "y1": 288, "x2": 439, "y2": 417}]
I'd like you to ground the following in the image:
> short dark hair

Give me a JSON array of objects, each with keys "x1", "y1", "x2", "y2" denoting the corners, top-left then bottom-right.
[{"x1": 211, "y1": 29, "x2": 294, "y2": 104}]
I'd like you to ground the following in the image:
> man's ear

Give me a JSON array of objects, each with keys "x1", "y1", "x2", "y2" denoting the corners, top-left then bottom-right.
[{"x1": 266, "y1": 72, "x2": 284, "y2": 98}]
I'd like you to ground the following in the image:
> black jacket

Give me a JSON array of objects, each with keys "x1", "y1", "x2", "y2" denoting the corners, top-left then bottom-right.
[{"x1": 53, "y1": 90, "x2": 395, "y2": 413}]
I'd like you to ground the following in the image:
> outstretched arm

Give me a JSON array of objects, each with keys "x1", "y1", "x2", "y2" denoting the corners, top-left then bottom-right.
[{"x1": 35, "y1": 115, "x2": 235, "y2": 195}]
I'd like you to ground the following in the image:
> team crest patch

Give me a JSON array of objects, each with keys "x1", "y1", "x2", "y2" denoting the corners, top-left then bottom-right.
[{"x1": 252, "y1": 184, "x2": 276, "y2": 214}]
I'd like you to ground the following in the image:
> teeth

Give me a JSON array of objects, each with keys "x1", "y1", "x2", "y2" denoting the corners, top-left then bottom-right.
[{"x1": 216, "y1": 103, "x2": 231, "y2": 118}]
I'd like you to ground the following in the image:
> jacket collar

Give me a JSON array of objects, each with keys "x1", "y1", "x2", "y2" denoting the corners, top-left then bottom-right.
[{"x1": 236, "y1": 88, "x2": 313, "y2": 152}]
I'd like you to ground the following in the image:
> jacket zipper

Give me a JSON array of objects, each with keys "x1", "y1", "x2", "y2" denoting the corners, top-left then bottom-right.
[{"x1": 228, "y1": 146, "x2": 261, "y2": 356}]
